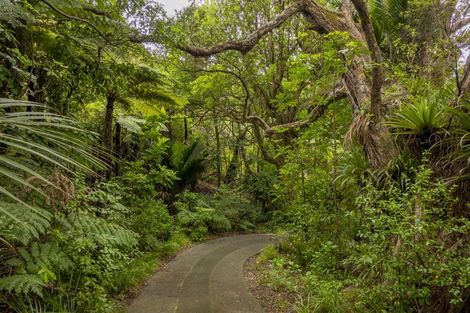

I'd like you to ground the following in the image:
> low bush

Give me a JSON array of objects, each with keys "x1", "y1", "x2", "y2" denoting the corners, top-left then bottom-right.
[
  {"x1": 130, "y1": 199, "x2": 173, "y2": 250},
  {"x1": 175, "y1": 189, "x2": 261, "y2": 240},
  {"x1": 260, "y1": 164, "x2": 470, "y2": 312}
]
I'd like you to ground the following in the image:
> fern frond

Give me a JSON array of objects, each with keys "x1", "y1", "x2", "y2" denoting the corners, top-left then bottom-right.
[
  {"x1": 11, "y1": 242, "x2": 72, "y2": 274},
  {"x1": 0, "y1": 274, "x2": 45, "y2": 296},
  {"x1": 0, "y1": 0, "x2": 29, "y2": 28},
  {"x1": 0, "y1": 202, "x2": 51, "y2": 245},
  {"x1": 76, "y1": 214, "x2": 138, "y2": 249}
]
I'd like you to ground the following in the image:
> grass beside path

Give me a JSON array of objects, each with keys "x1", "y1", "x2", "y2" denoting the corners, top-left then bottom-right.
[{"x1": 110, "y1": 232, "x2": 191, "y2": 312}]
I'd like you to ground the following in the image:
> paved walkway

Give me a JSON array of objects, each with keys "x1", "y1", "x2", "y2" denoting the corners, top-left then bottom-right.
[{"x1": 127, "y1": 234, "x2": 274, "y2": 313}]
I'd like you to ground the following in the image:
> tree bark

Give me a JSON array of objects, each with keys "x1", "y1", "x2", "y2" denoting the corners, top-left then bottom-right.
[
  {"x1": 224, "y1": 127, "x2": 247, "y2": 184},
  {"x1": 26, "y1": 82, "x2": 34, "y2": 112},
  {"x1": 184, "y1": 117, "x2": 189, "y2": 144},
  {"x1": 341, "y1": 59, "x2": 370, "y2": 114},
  {"x1": 214, "y1": 119, "x2": 222, "y2": 187},
  {"x1": 114, "y1": 122, "x2": 122, "y2": 176},
  {"x1": 103, "y1": 91, "x2": 117, "y2": 176},
  {"x1": 458, "y1": 54, "x2": 470, "y2": 101}
]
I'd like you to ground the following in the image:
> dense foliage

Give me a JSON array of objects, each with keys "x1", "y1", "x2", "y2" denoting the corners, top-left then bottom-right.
[{"x1": 1, "y1": 0, "x2": 469, "y2": 312}]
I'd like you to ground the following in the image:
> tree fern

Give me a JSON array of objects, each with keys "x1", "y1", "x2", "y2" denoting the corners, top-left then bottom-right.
[
  {"x1": 369, "y1": 0, "x2": 408, "y2": 46},
  {"x1": 0, "y1": 242, "x2": 71, "y2": 297},
  {"x1": 0, "y1": 101, "x2": 105, "y2": 174},
  {"x1": 116, "y1": 116, "x2": 146, "y2": 134}
]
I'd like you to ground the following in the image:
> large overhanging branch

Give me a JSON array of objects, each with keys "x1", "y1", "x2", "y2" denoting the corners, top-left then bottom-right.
[
  {"x1": 177, "y1": 0, "x2": 373, "y2": 111},
  {"x1": 82, "y1": 6, "x2": 113, "y2": 18},
  {"x1": 247, "y1": 87, "x2": 347, "y2": 137},
  {"x1": 178, "y1": 1, "x2": 304, "y2": 57},
  {"x1": 178, "y1": 0, "x2": 367, "y2": 58}
]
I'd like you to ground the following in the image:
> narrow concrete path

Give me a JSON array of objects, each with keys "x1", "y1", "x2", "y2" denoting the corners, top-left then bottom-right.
[{"x1": 127, "y1": 234, "x2": 274, "y2": 313}]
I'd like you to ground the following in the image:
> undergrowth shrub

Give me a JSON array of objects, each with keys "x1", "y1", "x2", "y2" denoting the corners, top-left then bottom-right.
[
  {"x1": 0, "y1": 177, "x2": 177, "y2": 313},
  {"x1": 176, "y1": 205, "x2": 231, "y2": 240},
  {"x1": 243, "y1": 167, "x2": 278, "y2": 212},
  {"x1": 211, "y1": 186, "x2": 261, "y2": 231},
  {"x1": 175, "y1": 189, "x2": 261, "y2": 240},
  {"x1": 264, "y1": 162, "x2": 470, "y2": 313},
  {"x1": 347, "y1": 166, "x2": 470, "y2": 312},
  {"x1": 0, "y1": 147, "x2": 262, "y2": 312},
  {"x1": 130, "y1": 199, "x2": 173, "y2": 250}
]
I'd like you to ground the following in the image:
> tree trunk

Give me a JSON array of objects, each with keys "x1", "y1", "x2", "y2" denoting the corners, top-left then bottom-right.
[
  {"x1": 458, "y1": 54, "x2": 470, "y2": 101},
  {"x1": 240, "y1": 141, "x2": 251, "y2": 179},
  {"x1": 26, "y1": 66, "x2": 38, "y2": 111},
  {"x1": 183, "y1": 117, "x2": 188, "y2": 144},
  {"x1": 103, "y1": 92, "x2": 116, "y2": 152},
  {"x1": 102, "y1": 91, "x2": 117, "y2": 177},
  {"x1": 214, "y1": 119, "x2": 222, "y2": 187},
  {"x1": 341, "y1": 59, "x2": 370, "y2": 114},
  {"x1": 26, "y1": 77, "x2": 34, "y2": 112},
  {"x1": 224, "y1": 143, "x2": 240, "y2": 184},
  {"x1": 252, "y1": 124, "x2": 282, "y2": 168},
  {"x1": 114, "y1": 122, "x2": 122, "y2": 176},
  {"x1": 224, "y1": 126, "x2": 246, "y2": 184}
]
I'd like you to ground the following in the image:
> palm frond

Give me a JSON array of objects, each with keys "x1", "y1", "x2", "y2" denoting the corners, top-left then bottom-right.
[
  {"x1": 171, "y1": 140, "x2": 208, "y2": 191},
  {"x1": 0, "y1": 99, "x2": 107, "y2": 241}
]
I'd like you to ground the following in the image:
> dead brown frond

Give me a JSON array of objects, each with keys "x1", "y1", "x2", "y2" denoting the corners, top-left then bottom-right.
[
  {"x1": 157, "y1": 191, "x2": 172, "y2": 203},
  {"x1": 345, "y1": 113, "x2": 396, "y2": 168},
  {"x1": 344, "y1": 113, "x2": 371, "y2": 148},
  {"x1": 194, "y1": 181, "x2": 218, "y2": 194},
  {"x1": 43, "y1": 172, "x2": 75, "y2": 211}
]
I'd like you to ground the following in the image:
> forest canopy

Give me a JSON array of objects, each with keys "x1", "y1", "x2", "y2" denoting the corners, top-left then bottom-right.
[{"x1": 0, "y1": 0, "x2": 469, "y2": 312}]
